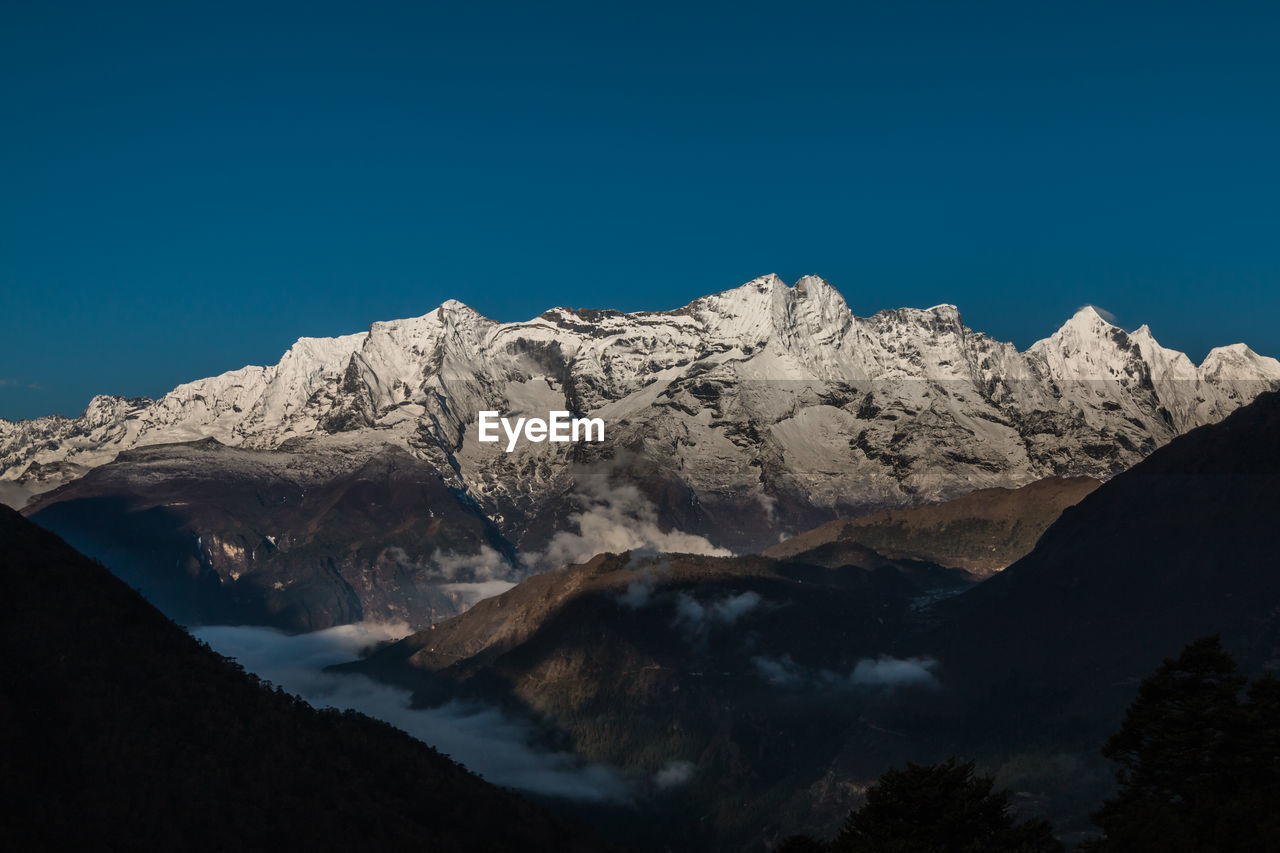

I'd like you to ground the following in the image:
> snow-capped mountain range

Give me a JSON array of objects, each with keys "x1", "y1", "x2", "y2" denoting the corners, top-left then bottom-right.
[{"x1": 5, "y1": 274, "x2": 1278, "y2": 550}]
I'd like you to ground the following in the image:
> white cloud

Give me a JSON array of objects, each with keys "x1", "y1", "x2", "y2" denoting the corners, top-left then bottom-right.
[
  {"x1": 750, "y1": 653, "x2": 941, "y2": 691},
  {"x1": 654, "y1": 760, "x2": 696, "y2": 789},
  {"x1": 428, "y1": 544, "x2": 512, "y2": 582},
  {"x1": 382, "y1": 544, "x2": 515, "y2": 586},
  {"x1": 755, "y1": 490, "x2": 778, "y2": 524},
  {"x1": 533, "y1": 478, "x2": 730, "y2": 571},
  {"x1": 618, "y1": 578, "x2": 653, "y2": 609},
  {"x1": 672, "y1": 590, "x2": 764, "y2": 644},
  {"x1": 439, "y1": 580, "x2": 517, "y2": 608},
  {"x1": 1081, "y1": 304, "x2": 1118, "y2": 324},
  {"x1": 673, "y1": 592, "x2": 706, "y2": 629},
  {"x1": 711, "y1": 591, "x2": 762, "y2": 623},
  {"x1": 848, "y1": 655, "x2": 940, "y2": 689},
  {"x1": 752, "y1": 654, "x2": 804, "y2": 687}
]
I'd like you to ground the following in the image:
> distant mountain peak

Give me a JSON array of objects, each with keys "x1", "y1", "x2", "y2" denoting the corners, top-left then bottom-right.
[
  {"x1": 1201, "y1": 342, "x2": 1280, "y2": 378},
  {"x1": 4, "y1": 275, "x2": 1278, "y2": 554}
]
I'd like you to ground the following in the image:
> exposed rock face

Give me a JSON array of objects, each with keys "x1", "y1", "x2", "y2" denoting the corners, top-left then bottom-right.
[
  {"x1": 6, "y1": 275, "x2": 1278, "y2": 554},
  {"x1": 23, "y1": 437, "x2": 518, "y2": 631}
]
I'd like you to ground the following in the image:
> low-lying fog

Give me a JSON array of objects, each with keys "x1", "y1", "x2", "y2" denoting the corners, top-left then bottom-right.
[{"x1": 193, "y1": 622, "x2": 630, "y2": 802}]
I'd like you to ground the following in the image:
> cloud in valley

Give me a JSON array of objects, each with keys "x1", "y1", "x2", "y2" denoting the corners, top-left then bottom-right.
[
  {"x1": 849, "y1": 655, "x2": 940, "y2": 689},
  {"x1": 618, "y1": 578, "x2": 654, "y2": 608},
  {"x1": 755, "y1": 490, "x2": 778, "y2": 525},
  {"x1": 711, "y1": 590, "x2": 762, "y2": 623},
  {"x1": 193, "y1": 623, "x2": 631, "y2": 802},
  {"x1": 752, "y1": 653, "x2": 804, "y2": 687},
  {"x1": 428, "y1": 544, "x2": 511, "y2": 581},
  {"x1": 672, "y1": 590, "x2": 764, "y2": 644},
  {"x1": 654, "y1": 760, "x2": 696, "y2": 790},
  {"x1": 380, "y1": 545, "x2": 518, "y2": 608},
  {"x1": 535, "y1": 477, "x2": 730, "y2": 570},
  {"x1": 614, "y1": 549, "x2": 671, "y2": 609},
  {"x1": 750, "y1": 653, "x2": 941, "y2": 691},
  {"x1": 439, "y1": 580, "x2": 518, "y2": 608}
]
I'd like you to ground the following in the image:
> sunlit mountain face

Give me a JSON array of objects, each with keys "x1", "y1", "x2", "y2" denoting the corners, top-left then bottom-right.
[{"x1": 7, "y1": 277, "x2": 1277, "y2": 636}]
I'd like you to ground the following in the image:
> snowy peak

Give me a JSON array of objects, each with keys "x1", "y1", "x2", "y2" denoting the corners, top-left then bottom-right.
[
  {"x1": 1200, "y1": 343, "x2": 1280, "y2": 386},
  {"x1": 1046, "y1": 304, "x2": 1120, "y2": 343},
  {"x1": 1026, "y1": 311, "x2": 1280, "y2": 433},
  {"x1": 3, "y1": 274, "x2": 1278, "y2": 538},
  {"x1": 437, "y1": 298, "x2": 473, "y2": 314},
  {"x1": 1128, "y1": 324, "x2": 1198, "y2": 381},
  {"x1": 688, "y1": 273, "x2": 791, "y2": 343},
  {"x1": 784, "y1": 275, "x2": 853, "y2": 344},
  {"x1": 1028, "y1": 305, "x2": 1141, "y2": 383},
  {"x1": 688, "y1": 274, "x2": 853, "y2": 349}
]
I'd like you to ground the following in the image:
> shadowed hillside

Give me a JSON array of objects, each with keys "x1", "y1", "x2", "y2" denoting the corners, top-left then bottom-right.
[
  {"x1": 927, "y1": 389, "x2": 1280, "y2": 728},
  {"x1": 23, "y1": 439, "x2": 517, "y2": 631},
  {"x1": 0, "y1": 504, "x2": 604, "y2": 852}
]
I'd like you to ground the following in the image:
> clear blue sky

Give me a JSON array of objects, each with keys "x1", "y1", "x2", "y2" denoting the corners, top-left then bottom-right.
[{"x1": 3, "y1": 1, "x2": 1278, "y2": 420}]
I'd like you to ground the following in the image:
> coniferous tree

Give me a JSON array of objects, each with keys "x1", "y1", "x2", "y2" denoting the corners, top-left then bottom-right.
[
  {"x1": 830, "y1": 758, "x2": 1061, "y2": 853},
  {"x1": 1088, "y1": 636, "x2": 1280, "y2": 852}
]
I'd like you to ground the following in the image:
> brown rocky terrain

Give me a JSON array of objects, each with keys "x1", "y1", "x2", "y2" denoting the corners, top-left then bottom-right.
[{"x1": 765, "y1": 476, "x2": 1101, "y2": 575}]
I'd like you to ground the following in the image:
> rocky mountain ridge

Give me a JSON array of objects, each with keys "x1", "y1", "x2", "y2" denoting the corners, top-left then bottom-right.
[{"x1": 6, "y1": 275, "x2": 1278, "y2": 552}]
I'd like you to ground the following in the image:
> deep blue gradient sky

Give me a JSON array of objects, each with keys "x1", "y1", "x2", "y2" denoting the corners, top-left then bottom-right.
[{"x1": 3, "y1": 1, "x2": 1279, "y2": 419}]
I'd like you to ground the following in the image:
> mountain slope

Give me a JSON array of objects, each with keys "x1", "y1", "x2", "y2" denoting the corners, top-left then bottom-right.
[
  {"x1": 0, "y1": 504, "x2": 602, "y2": 852},
  {"x1": 22, "y1": 437, "x2": 518, "y2": 630},
  {"x1": 346, "y1": 389, "x2": 1280, "y2": 847},
  {"x1": 764, "y1": 476, "x2": 1101, "y2": 574},
  {"x1": 929, "y1": 388, "x2": 1280, "y2": 719},
  {"x1": 842, "y1": 388, "x2": 1280, "y2": 837},
  {"x1": 344, "y1": 549, "x2": 958, "y2": 850},
  {"x1": 6, "y1": 276, "x2": 1277, "y2": 553}
]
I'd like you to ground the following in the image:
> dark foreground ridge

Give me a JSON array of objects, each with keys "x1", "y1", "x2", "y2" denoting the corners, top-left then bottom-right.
[
  {"x1": 932, "y1": 387, "x2": 1280, "y2": 721},
  {"x1": 0, "y1": 504, "x2": 605, "y2": 852}
]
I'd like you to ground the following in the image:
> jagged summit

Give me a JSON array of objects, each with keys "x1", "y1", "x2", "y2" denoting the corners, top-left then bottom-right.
[{"x1": 4, "y1": 275, "x2": 1278, "y2": 551}]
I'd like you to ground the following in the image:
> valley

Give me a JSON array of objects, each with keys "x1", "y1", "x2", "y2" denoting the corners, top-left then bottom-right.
[{"x1": 4, "y1": 279, "x2": 1279, "y2": 851}]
